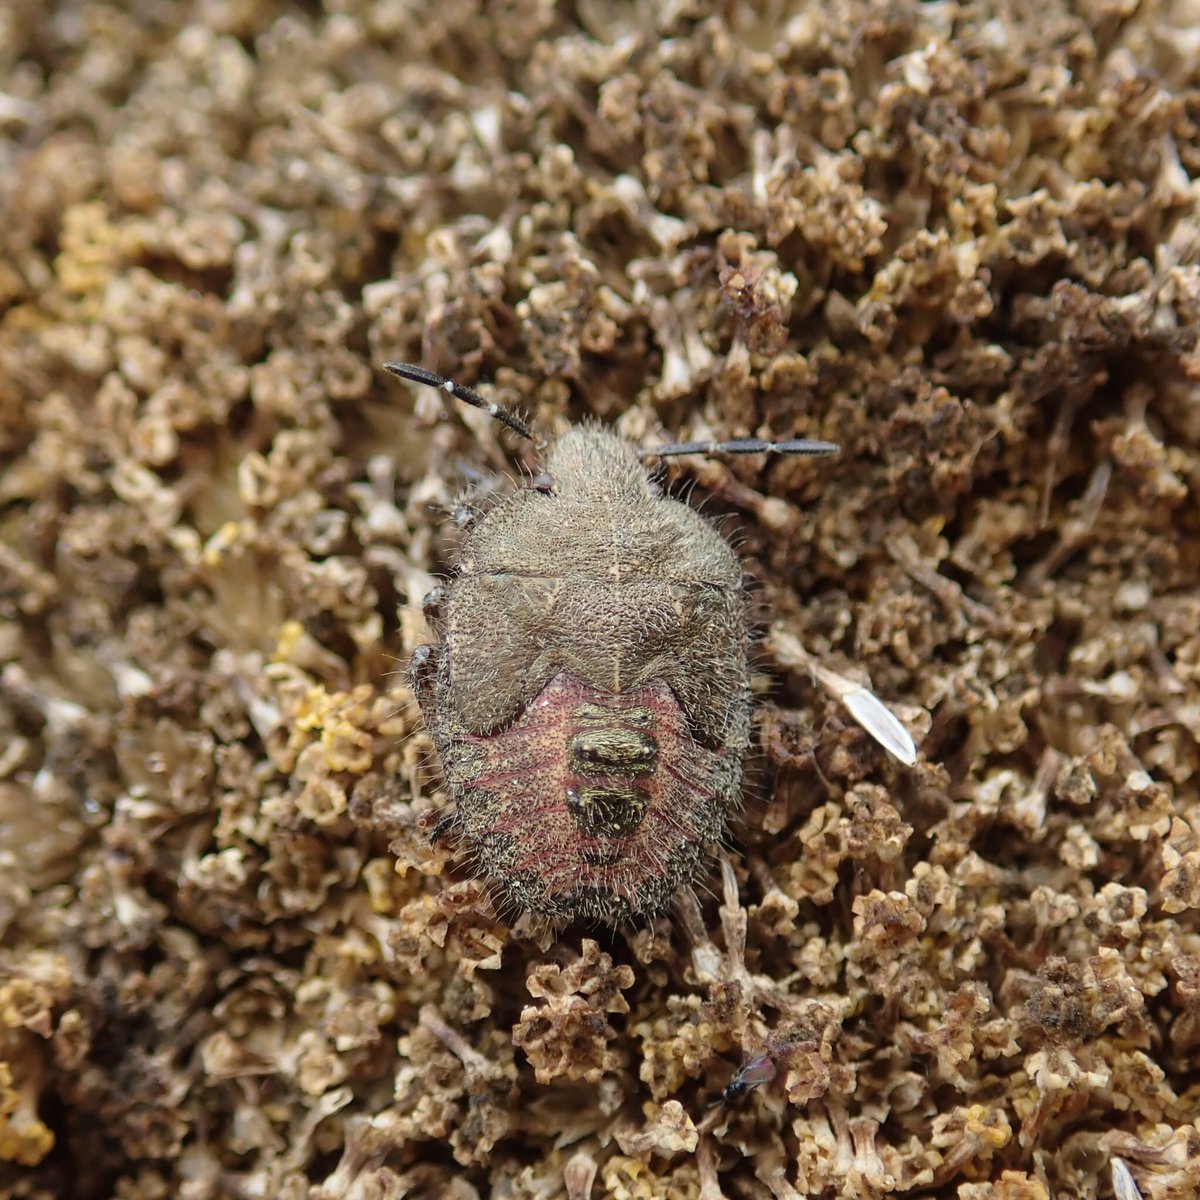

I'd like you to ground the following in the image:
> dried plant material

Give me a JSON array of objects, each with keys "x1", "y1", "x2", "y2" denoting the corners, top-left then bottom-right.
[
  {"x1": 614, "y1": 1099, "x2": 698, "y2": 1158},
  {"x1": 513, "y1": 939, "x2": 635, "y2": 1085},
  {"x1": 0, "y1": 1060, "x2": 54, "y2": 1167}
]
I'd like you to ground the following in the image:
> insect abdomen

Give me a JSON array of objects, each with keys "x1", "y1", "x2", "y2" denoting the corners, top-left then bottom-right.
[{"x1": 441, "y1": 673, "x2": 737, "y2": 922}]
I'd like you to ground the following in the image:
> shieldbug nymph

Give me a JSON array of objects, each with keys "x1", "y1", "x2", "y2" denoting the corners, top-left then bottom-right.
[{"x1": 388, "y1": 362, "x2": 841, "y2": 924}]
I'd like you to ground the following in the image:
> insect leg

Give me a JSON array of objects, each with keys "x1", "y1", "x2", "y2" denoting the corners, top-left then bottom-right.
[{"x1": 408, "y1": 642, "x2": 440, "y2": 724}]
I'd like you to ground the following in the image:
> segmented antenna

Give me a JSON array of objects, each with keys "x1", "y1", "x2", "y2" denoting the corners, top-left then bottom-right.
[
  {"x1": 644, "y1": 436, "x2": 839, "y2": 459},
  {"x1": 383, "y1": 362, "x2": 538, "y2": 444},
  {"x1": 384, "y1": 361, "x2": 839, "y2": 460}
]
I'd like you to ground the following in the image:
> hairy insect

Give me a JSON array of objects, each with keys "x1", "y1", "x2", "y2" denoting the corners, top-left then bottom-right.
[{"x1": 388, "y1": 361, "x2": 852, "y2": 923}]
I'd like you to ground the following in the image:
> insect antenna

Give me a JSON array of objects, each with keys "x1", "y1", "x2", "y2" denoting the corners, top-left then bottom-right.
[
  {"x1": 383, "y1": 362, "x2": 541, "y2": 447},
  {"x1": 643, "y1": 436, "x2": 840, "y2": 460}
]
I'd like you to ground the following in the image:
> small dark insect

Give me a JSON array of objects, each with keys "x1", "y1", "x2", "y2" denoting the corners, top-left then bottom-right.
[
  {"x1": 716, "y1": 1051, "x2": 778, "y2": 1105},
  {"x1": 386, "y1": 361, "x2": 837, "y2": 924}
]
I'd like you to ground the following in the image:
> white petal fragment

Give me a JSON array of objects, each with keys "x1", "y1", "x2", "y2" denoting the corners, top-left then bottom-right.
[
  {"x1": 1111, "y1": 1158, "x2": 1143, "y2": 1200},
  {"x1": 766, "y1": 625, "x2": 921, "y2": 766},
  {"x1": 841, "y1": 685, "x2": 919, "y2": 766}
]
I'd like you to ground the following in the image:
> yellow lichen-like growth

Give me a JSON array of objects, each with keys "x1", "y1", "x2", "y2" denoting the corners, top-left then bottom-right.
[{"x1": 0, "y1": 1061, "x2": 54, "y2": 1167}]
